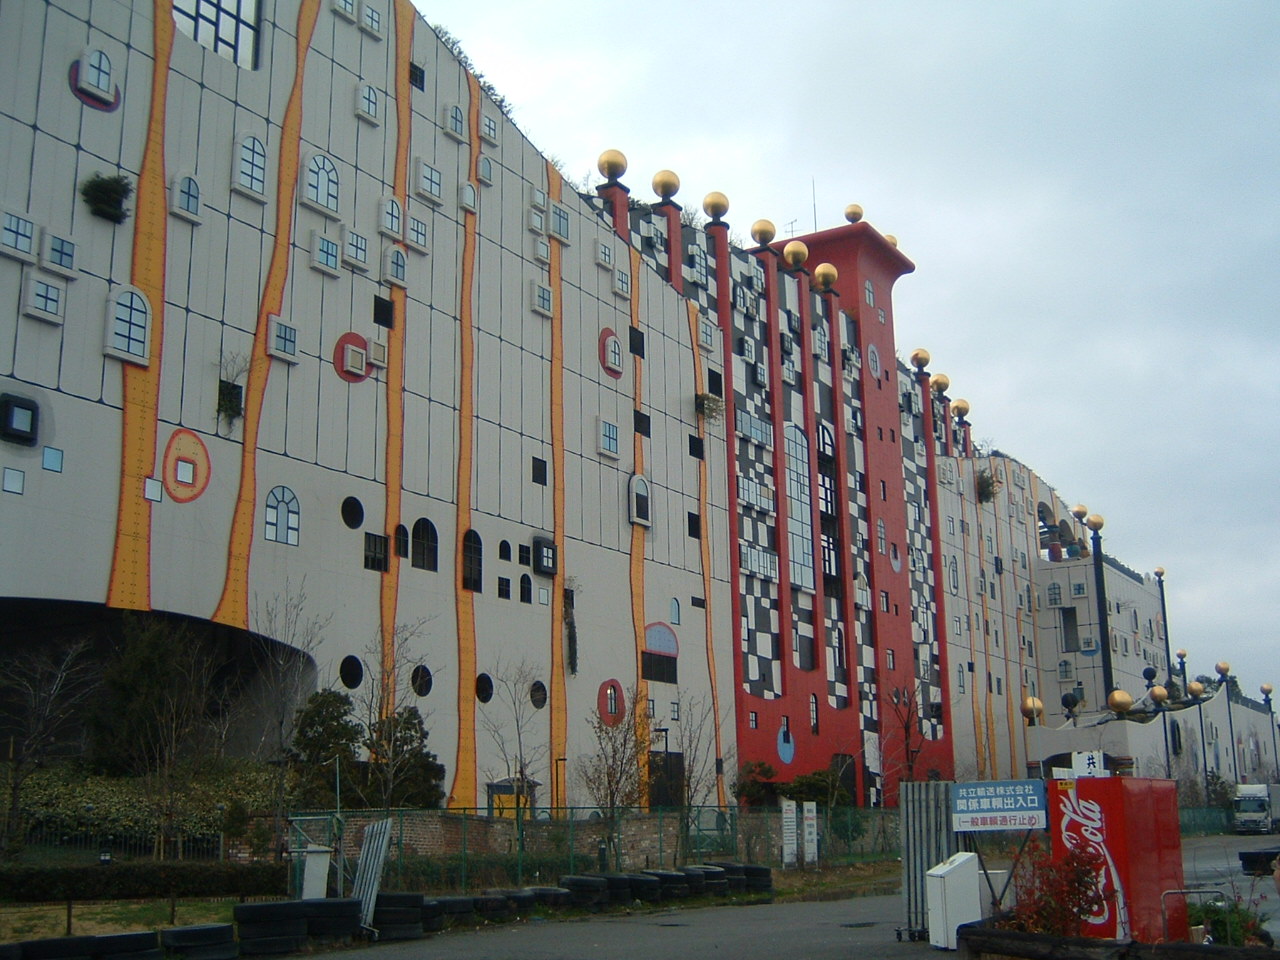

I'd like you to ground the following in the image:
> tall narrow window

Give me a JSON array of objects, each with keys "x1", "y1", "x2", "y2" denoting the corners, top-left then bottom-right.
[
  {"x1": 629, "y1": 474, "x2": 651, "y2": 526},
  {"x1": 411, "y1": 518, "x2": 438, "y2": 571},
  {"x1": 110, "y1": 289, "x2": 150, "y2": 360},
  {"x1": 264, "y1": 485, "x2": 299, "y2": 545},
  {"x1": 462, "y1": 529, "x2": 483, "y2": 591},
  {"x1": 449, "y1": 104, "x2": 465, "y2": 137},
  {"x1": 864, "y1": 279, "x2": 875, "y2": 306},
  {"x1": 393, "y1": 524, "x2": 409, "y2": 558},
  {"x1": 238, "y1": 136, "x2": 267, "y2": 194},
  {"x1": 382, "y1": 197, "x2": 402, "y2": 236},
  {"x1": 876, "y1": 518, "x2": 887, "y2": 555},
  {"x1": 784, "y1": 425, "x2": 814, "y2": 589},
  {"x1": 519, "y1": 573, "x2": 532, "y2": 604},
  {"x1": 670, "y1": 598, "x2": 680, "y2": 624},
  {"x1": 305, "y1": 155, "x2": 340, "y2": 212}
]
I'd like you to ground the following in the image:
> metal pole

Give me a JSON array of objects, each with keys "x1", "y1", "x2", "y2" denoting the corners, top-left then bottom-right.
[
  {"x1": 1155, "y1": 569, "x2": 1173, "y2": 686},
  {"x1": 1219, "y1": 665, "x2": 1240, "y2": 782},
  {"x1": 1160, "y1": 709, "x2": 1171, "y2": 779},
  {"x1": 1264, "y1": 689, "x2": 1279, "y2": 780},
  {"x1": 1089, "y1": 525, "x2": 1115, "y2": 697}
]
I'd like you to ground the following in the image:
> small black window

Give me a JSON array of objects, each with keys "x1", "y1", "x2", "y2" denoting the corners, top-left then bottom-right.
[
  {"x1": 497, "y1": 577, "x2": 511, "y2": 599},
  {"x1": 532, "y1": 536, "x2": 557, "y2": 575},
  {"x1": 462, "y1": 529, "x2": 483, "y2": 591},
  {"x1": 0, "y1": 394, "x2": 38, "y2": 446},
  {"x1": 476, "y1": 673, "x2": 494, "y2": 703},
  {"x1": 374, "y1": 294, "x2": 394, "y2": 328},
  {"x1": 707, "y1": 369, "x2": 722, "y2": 397},
  {"x1": 530, "y1": 681, "x2": 548, "y2": 709},
  {"x1": 519, "y1": 574, "x2": 532, "y2": 603},
  {"x1": 629, "y1": 327, "x2": 645, "y2": 357},
  {"x1": 499, "y1": 540, "x2": 512, "y2": 561},
  {"x1": 339, "y1": 655, "x2": 364, "y2": 689},
  {"x1": 634, "y1": 410, "x2": 651, "y2": 437},
  {"x1": 691, "y1": 596, "x2": 706, "y2": 608},
  {"x1": 518, "y1": 544, "x2": 532, "y2": 566},
  {"x1": 411, "y1": 518, "x2": 438, "y2": 570},
  {"x1": 410, "y1": 664, "x2": 432, "y2": 696},
  {"x1": 363, "y1": 532, "x2": 389, "y2": 572},
  {"x1": 532, "y1": 457, "x2": 548, "y2": 485},
  {"x1": 408, "y1": 63, "x2": 425, "y2": 90},
  {"x1": 687, "y1": 512, "x2": 701, "y2": 538},
  {"x1": 393, "y1": 524, "x2": 409, "y2": 557},
  {"x1": 641, "y1": 651, "x2": 678, "y2": 684},
  {"x1": 688, "y1": 435, "x2": 704, "y2": 459},
  {"x1": 341, "y1": 496, "x2": 364, "y2": 529}
]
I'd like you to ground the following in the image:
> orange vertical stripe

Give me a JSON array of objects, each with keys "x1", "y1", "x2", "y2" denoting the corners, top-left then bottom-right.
[
  {"x1": 213, "y1": 0, "x2": 321, "y2": 628},
  {"x1": 105, "y1": 0, "x2": 175, "y2": 610},
  {"x1": 546, "y1": 163, "x2": 569, "y2": 809},
  {"x1": 628, "y1": 246, "x2": 650, "y2": 793}
]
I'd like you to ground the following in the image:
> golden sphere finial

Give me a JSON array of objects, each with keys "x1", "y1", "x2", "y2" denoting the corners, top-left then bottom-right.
[
  {"x1": 1176, "y1": 648, "x2": 1187, "y2": 660},
  {"x1": 1216, "y1": 661, "x2": 1231, "y2": 677},
  {"x1": 844, "y1": 203, "x2": 864, "y2": 223},
  {"x1": 909, "y1": 348, "x2": 930, "y2": 371},
  {"x1": 951, "y1": 398, "x2": 970, "y2": 419},
  {"x1": 1107, "y1": 690, "x2": 1134, "y2": 714},
  {"x1": 1071, "y1": 504, "x2": 1088, "y2": 521},
  {"x1": 1085, "y1": 514, "x2": 1105, "y2": 532},
  {"x1": 702, "y1": 191, "x2": 729, "y2": 221},
  {"x1": 782, "y1": 240, "x2": 809, "y2": 269},
  {"x1": 750, "y1": 219, "x2": 776, "y2": 246},
  {"x1": 652, "y1": 169, "x2": 680, "y2": 200},
  {"x1": 813, "y1": 263, "x2": 838, "y2": 290},
  {"x1": 1262, "y1": 683, "x2": 1274, "y2": 697},
  {"x1": 1151, "y1": 685, "x2": 1169, "y2": 704},
  {"x1": 1154, "y1": 566, "x2": 1165, "y2": 578},
  {"x1": 1188, "y1": 680, "x2": 1205, "y2": 698},
  {"x1": 930, "y1": 373, "x2": 950, "y2": 394},
  {"x1": 1020, "y1": 696, "x2": 1043, "y2": 720},
  {"x1": 884, "y1": 234, "x2": 898, "y2": 248},
  {"x1": 597, "y1": 149, "x2": 627, "y2": 181}
]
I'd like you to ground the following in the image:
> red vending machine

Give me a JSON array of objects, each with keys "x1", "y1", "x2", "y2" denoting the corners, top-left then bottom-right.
[{"x1": 1048, "y1": 777, "x2": 1187, "y2": 942}]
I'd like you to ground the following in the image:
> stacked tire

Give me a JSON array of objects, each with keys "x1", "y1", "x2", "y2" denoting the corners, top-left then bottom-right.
[
  {"x1": 707, "y1": 861, "x2": 748, "y2": 893},
  {"x1": 623, "y1": 874, "x2": 661, "y2": 903},
  {"x1": 94, "y1": 932, "x2": 161, "y2": 960},
  {"x1": 300, "y1": 898, "x2": 361, "y2": 944},
  {"x1": 482, "y1": 889, "x2": 537, "y2": 916},
  {"x1": 642, "y1": 870, "x2": 690, "y2": 900},
  {"x1": 21, "y1": 937, "x2": 96, "y2": 960},
  {"x1": 160, "y1": 924, "x2": 238, "y2": 960},
  {"x1": 524, "y1": 886, "x2": 572, "y2": 907},
  {"x1": 687, "y1": 864, "x2": 728, "y2": 896},
  {"x1": 557, "y1": 875, "x2": 607, "y2": 908},
  {"x1": 232, "y1": 903, "x2": 307, "y2": 955},
  {"x1": 436, "y1": 895, "x2": 476, "y2": 928},
  {"x1": 583, "y1": 873, "x2": 633, "y2": 905},
  {"x1": 421, "y1": 899, "x2": 445, "y2": 934},
  {"x1": 369, "y1": 892, "x2": 424, "y2": 942},
  {"x1": 471, "y1": 894, "x2": 511, "y2": 923},
  {"x1": 678, "y1": 866, "x2": 706, "y2": 896},
  {"x1": 743, "y1": 864, "x2": 773, "y2": 893}
]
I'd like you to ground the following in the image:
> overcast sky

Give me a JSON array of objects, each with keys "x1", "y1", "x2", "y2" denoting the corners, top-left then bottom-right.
[{"x1": 416, "y1": 1, "x2": 1280, "y2": 697}]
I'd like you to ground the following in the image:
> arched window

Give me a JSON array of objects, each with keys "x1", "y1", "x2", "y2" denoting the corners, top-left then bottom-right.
[
  {"x1": 519, "y1": 573, "x2": 532, "y2": 604},
  {"x1": 411, "y1": 518, "x2": 438, "y2": 570},
  {"x1": 359, "y1": 84, "x2": 378, "y2": 120},
  {"x1": 605, "y1": 335, "x2": 623, "y2": 373},
  {"x1": 784, "y1": 425, "x2": 814, "y2": 589},
  {"x1": 238, "y1": 136, "x2": 267, "y2": 194},
  {"x1": 385, "y1": 247, "x2": 407, "y2": 284},
  {"x1": 629, "y1": 474, "x2": 651, "y2": 526},
  {"x1": 383, "y1": 197, "x2": 402, "y2": 236},
  {"x1": 394, "y1": 524, "x2": 409, "y2": 558},
  {"x1": 498, "y1": 539, "x2": 512, "y2": 561},
  {"x1": 176, "y1": 176, "x2": 200, "y2": 216},
  {"x1": 264, "y1": 485, "x2": 299, "y2": 545},
  {"x1": 477, "y1": 156, "x2": 493, "y2": 183},
  {"x1": 82, "y1": 50, "x2": 112, "y2": 97},
  {"x1": 863, "y1": 279, "x2": 875, "y2": 306},
  {"x1": 462, "y1": 529, "x2": 483, "y2": 591},
  {"x1": 305, "y1": 155, "x2": 340, "y2": 211},
  {"x1": 1047, "y1": 582, "x2": 1063, "y2": 606},
  {"x1": 460, "y1": 182, "x2": 477, "y2": 211},
  {"x1": 449, "y1": 104, "x2": 465, "y2": 136},
  {"x1": 110, "y1": 289, "x2": 150, "y2": 360},
  {"x1": 670, "y1": 598, "x2": 680, "y2": 624},
  {"x1": 810, "y1": 694, "x2": 819, "y2": 734}
]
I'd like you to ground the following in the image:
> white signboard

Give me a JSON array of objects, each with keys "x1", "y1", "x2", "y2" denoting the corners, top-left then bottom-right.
[
  {"x1": 801, "y1": 801, "x2": 818, "y2": 864},
  {"x1": 1072, "y1": 750, "x2": 1108, "y2": 777},
  {"x1": 951, "y1": 779, "x2": 1047, "y2": 832},
  {"x1": 780, "y1": 798, "x2": 797, "y2": 866}
]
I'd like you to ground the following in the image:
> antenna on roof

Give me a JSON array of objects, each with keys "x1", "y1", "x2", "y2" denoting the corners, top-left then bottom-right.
[{"x1": 811, "y1": 178, "x2": 817, "y2": 232}]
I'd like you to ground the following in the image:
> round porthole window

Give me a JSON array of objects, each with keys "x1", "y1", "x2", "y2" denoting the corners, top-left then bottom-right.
[
  {"x1": 411, "y1": 665, "x2": 433, "y2": 696},
  {"x1": 476, "y1": 673, "x2": 494, "y2": 703},
  {"x1": 530, "y1": 681, "x2": 548, "y2": 709},
  {"x1": 341, "y1": 496, "x2": 364, "y2": 529},
  {"x1": 339, "y1": 655, "x2": 364, "y2": 690}
]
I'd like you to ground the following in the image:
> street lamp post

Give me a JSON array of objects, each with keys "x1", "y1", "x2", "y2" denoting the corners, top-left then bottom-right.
[
  {"x1": 651, "y1": 727, "x2": 670, "y2": 808},
  {"x1": 1179, "y1": 649, "x2": 1211, "y2": 800},
  {"x1": 1262, "y1": 684, "x2": 1279, "y2": 780},
  {"x1": 1072, "y1": 507, "x2": 1115, "y2": 697},
  {"x1": 1021, "y1": 697, "x2": 1044, "y2": 778},
  {"x1": 1143, "y1": 666, "x2": 1171, "y2": 779},
  {"x1": 1216, "y1": 661, "x2": 1240, "y2": 783},
  {"x1": 1154, "y1": 567, "x2": 1174, "y2": 687}
]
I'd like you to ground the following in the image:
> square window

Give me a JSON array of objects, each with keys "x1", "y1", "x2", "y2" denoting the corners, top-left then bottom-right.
[
  {"x1": 550, "y1": 205, "x2": 570, "y2": 242},
  {"x1": 629, "y1": 327, "x2": 645, "y2": 357},
  {"x1": 311, "y1": 232, "x2": 339, "y2": 275},
  {"x1": 481, "y1": 114, "x2": 498, "y2": 143},
  {"x1": 270, "y1": 319, "x2": 298, "y2": 360},
  {"x1": 528, "y1": 208, "x2": 546, "y2": 234},
  {"x1": 531, "y1": 281, "x2": 553, "y2": 317},
  {"x1": 374, "y1": 295, "x2": 394, "y2": 328},
  {"x1": 497, "y1": 576, "x2": 511, "y2": 599},
  {"x1": 698, "y1": 317, "x2": 717, "y2": 351},
  {"x1": 43, "y1": 234, "x2": 77, "y2": 275},
  {"x1": 518, "y1": 543, "x2": 532, "y2": 566},
  {"x1": 531, "y1": 457, "x2": 547, "y2": 485},
  {"x1": 634, "y1": 410, "x2": 650, "y2": 437},
  {"x1": 417, "y1": 161, "x2": 443, "y2": 201},
  {"x1": 143, "y1": 477, "x2": 163, "y2": 502},
  {"x1": 364, "y1": 532, "x2": 390, "y2": 572},
  {"x1": 408, "y1": 62, "x2": 425, "y2": 89},
  {"x1": 343, "y1": 228, "x2": 369, "y2": 268},
  {"x1": 614, "y1": 269, "x2": 631, "y2": 298},
  {"x1": 707, "y1": 369, "x2": 722, "y2": 397},
  {"x1": 687, "y1": 512, "x2": 701, "y2": 538},
  {"x1": 538, "y1": 587, "x2": 550, "y2": 605},
  {"x1": 533, "y1": 236, "x2": 551, "y2": 263},
  {"x1": 24, "y1": 278, "x2": 64, "y2": 324},
  {"x1": 532, "y1": 536, "x2": 557, "y2": 575},
  {"x1": 596, "y1": 241, "x2": 614, "y2": 269},
  {"x1": 598, "y1": 419, "x2": 619, "y2": 457},
  {"x1": 360, "y1": 4, "x2": 382, "y2": 36},
  {"x1": 530, "y1": 186, "x2": 547, "y2": 210},
  {"x1": 1, "y1": 394, "x2": 38, "y2": 446},
  {"x1": 1, "y1": 212, "x2": 36, "y2": 262},
  {"x1": 176, "y1": 459, "x2": 196, "y2": 485},
  {"x1": 332, "y1": 0, "x2": 356, "y2": 18},
  {"x1": 407, "y1": 216, "x2": 428, "y2": 250},
  {"x1": 2, "y1": 467, "x2": 24, "y2": 495},
  {"x1": 689, "y1": 435, "x2": 704, "y2": 459},
  {"x1": 42, "y1": 447, "x2": 63, "y2": 472}
]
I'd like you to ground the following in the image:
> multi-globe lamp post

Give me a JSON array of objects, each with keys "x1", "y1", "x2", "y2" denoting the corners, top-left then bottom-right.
[
  {"x1": 1262, "y1": 683, "x2": 1279, "y2": 778},
  {"x1": 1070, "y1": 505, "x2": 1115, "y2": 698},
  {"x1": 1177, "y1": 649, "x2": 1212, "y2": 799},
  {"x1": 1142, "y1": 665, "x2": 1172, "y2": 778},
  {"x1": 1021, "y1": 696, "x2": 1044, "y2": 778},
  {"x1": 1216, "y1": 661, "x2": 1240, "y2": 783}
]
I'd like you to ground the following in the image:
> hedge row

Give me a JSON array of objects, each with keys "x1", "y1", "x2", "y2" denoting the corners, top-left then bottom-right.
[{"x1": 0, "y1": 861, "x2": 288, "y2": 902}]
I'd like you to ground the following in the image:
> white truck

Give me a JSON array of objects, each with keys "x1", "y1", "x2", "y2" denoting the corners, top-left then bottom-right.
[{"x1": 1233, "y1": 783, "x2": 1280, "y2": 833}]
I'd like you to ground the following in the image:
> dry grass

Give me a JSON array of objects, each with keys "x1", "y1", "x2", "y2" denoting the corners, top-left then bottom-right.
[
  {"x1": 770, "y1": 860, "x2": 900, "y2": 901},
  {"x1": 0, "y1": 900, "x2": 234, "y2": 944}
]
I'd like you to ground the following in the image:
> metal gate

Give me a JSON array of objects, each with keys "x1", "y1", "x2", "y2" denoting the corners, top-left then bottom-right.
[{"x1": 900, "y1": 781, "x2": 958, "y2": 941}]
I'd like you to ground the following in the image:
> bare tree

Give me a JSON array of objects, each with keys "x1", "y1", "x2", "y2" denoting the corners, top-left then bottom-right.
[
  {"x1": 0, "y1": 639, "x2": 97, "y2": 859},
  {"x1": 883, "y1": 681, "x2": 930, "y2": 790},
  {"x1": 661, "y1": 690, "x2": 727, "y2": 861},
  {"x1": 576, "y1": 687, "x2": 646, "y2": 818},
  {"x1": 479, "y1": 658, "x2": 548, "y2": 809}
]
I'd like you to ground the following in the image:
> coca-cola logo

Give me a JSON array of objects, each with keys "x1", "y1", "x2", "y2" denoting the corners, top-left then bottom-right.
[{"x1": 1057, "y1": 787, "x2": 1128, "y2": 937}]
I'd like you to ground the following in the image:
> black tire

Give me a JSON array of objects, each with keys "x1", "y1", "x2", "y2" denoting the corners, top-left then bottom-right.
[
  {"x1": 24, "y1": 939, "x2": 97, "y2": 960},
  {"x1": 370, "y1": 907, "x2": 420, "y2": 926},
  {"x1": 375, "y1": 892, "x2": 423, "y2": 910},
  {"x1": 104, "y1": 950, "x2": 163, "y2": 960},
  {"x1": 726, "y1": 874, "x2": 747, "y2": 892},
  {"x1": 372, "y1": 924, "x2": 422, "y2": 942},
  {"x1": 422, "y1": 915, "x2": 445, "y2": 934},
  {"x1": 436, "y1": 896, "x2": 476, "y2": 915},
  {"x1": 745, "y1": 876, "x2": 773, "y2": 891},
  {"x1": 161, "y1": 926, "x2": 236, "y2": 950},
  {"x1": 524, "y1": 886, "x2": 571, "y2": 907},
  {"x1": 234, "y1": 937, "x2": 306, "y2": 956},
  {"x1": 0, "y1": 945, "x2": 20, "y2": 960},
  {"x1": 420, "y1": 899, "x2": 444, "y2": 920},
  {"x1": 298, "y1": 898, "x2": 360, "y2": 919},
  {"x1": 688, "y1": 864, "x2": 726, "y2": 880},
  {"x1": 741, "y1": 864, "x2": 771, "y2": 879},
  {"x1": 234, "y1": 921, "x2": 306, "y2": 942},
  {"x1": 704, "y1": 878, "x2": 729, "y2": 896},
  {"x1": 706, "y1": 861, "x2": 745, "y2": 876},
  {"x1": 471, "y1": 894, "x2": 508, "y2": 914},
  {"x1": 678, "y1": 867, "x2": 707, "y2": 893},
  {"x1": 167, "y1": 942, "x2": 240, "y2": 960},
  {"x1": 624, "y1": 874, "x2": 661, "y2": 902},
  {"x1": 231, "y1": 903, "x2": 304, "y2": 925},
  {"x1": 304, "y1": 917, "x2": 360, "y2": 939},
  {"x1": 94, "y1": 933, "x2": 160, "y2": 956}
]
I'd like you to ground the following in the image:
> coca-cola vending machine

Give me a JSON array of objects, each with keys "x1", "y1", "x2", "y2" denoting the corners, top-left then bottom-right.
[{"x1": 1049, "y1": 777, "x2": 1186, "y2": 942}]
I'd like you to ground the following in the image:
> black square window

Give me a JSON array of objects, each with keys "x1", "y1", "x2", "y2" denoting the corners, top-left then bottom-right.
[
  {"x1": 374, "y1": 295, "x2": 394, "y2": 328},
  {"x1": 691, "y1": 596, "x2": 706, "y2": 609},
  {"x1": 641, "y1": 651, "x2": 678, "y2": 685},
  {"x1": 409, "y1": 63, "x2": 425, "y2": 90},
  {"x1": 688, "y1": 435, "x2": 704, "y2": 459},
  {"x1": 707, "y1": 369, "x2": 722, "y2": 397},
  {"x1": 363, "y1": 533, "x2": 389, "y2": 572},
  {"x1": 687, "y1": 512, "x2": 701, "y2": 538},
  {"x1": 629, "y1": 327, "x2": 645, "y2": 357},
  {"x1": 532, "y1": 536, "x2": 558, "y2": 575},
  {"x1": 497, "y1": 577, "x2": 511, "y2": 599},
  {"x1": 0, "y1": 394, "x2": 38, "y2": 446},
  {"x1": 634, "y1": 410, "x2": 651, "y2": 437},
  {"x1": 532, "y1": 457, "x2": 547, "y2": 485},
  {"x1": 518, "y1": 544, "x2": 532, "y2": 566}
]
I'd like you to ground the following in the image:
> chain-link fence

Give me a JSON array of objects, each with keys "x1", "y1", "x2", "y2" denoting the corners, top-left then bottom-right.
[
  {"x1": 288, "y1": 805, "x2": 901, "y2": 895},
  {"x1": 15, "y1": 825, "x2": 222, "y2": 864}
]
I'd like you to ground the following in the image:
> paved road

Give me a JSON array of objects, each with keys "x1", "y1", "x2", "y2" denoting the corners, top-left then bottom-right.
[{"x1": 352, "y1": 895, "x2": 921, "y2": 960}]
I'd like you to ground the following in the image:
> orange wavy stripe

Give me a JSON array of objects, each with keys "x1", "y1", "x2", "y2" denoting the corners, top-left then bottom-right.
[{"x1": 546, "y1": 162, "x2": 569, "y2": 808}]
